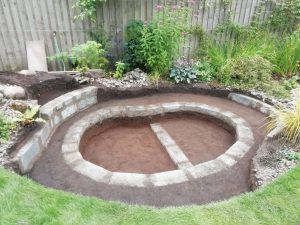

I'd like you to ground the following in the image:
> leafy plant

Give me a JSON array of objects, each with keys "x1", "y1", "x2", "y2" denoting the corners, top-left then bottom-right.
[
  {"x1": 267, "y1": 92, "x2": 300, "y2": 143},
  {"x1": 113, "y1": 61, "x2": 126, "y2": 79},
  {"x1": 267, "y1": 0, "x2": 300, "y2": 33},
  {"x1": 0, "y1": 113, "x2": 14, "y2": 143},
  {"x1": 124, "y1": 20, "x2": 146, "y2": 71},
  {"x1": 140, "y1": 3, "x2": 192, "y2": 75},
  {"x1": 194, "y1": 61, "x2": 215, "y2": 82},
  {"x1": 74, "y1": 0, "x2": 106, "y2": 22},
  {"x1": 14, "y1": 106, "x2": 45, "y2": 126},
  {"x1": 50, "y1": 41, "x2": 108, "y2": 72},
  {"x1": 170, "y1": 65, "x2": 197, "y2": 84}
]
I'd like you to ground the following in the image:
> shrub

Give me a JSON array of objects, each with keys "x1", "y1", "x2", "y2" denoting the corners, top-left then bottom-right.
[
  {"x1": 124, "y1": 20, "x2": 145, "y2": 71},
  {"x1": 267, "y1": 92, "x2": 300, "y2": 144},
  {"x1": 0, "y1": 113, "x2": 14, "y2": 143},
  {"x1": 194, "y1": 61, "x2": 215, "y2": 82},
  {"x1": 50, "y1": 41, "x2": 108, "y2": 72},
  {"x1": 219, "y1": 55, "x2": 273, "y2": 86}
]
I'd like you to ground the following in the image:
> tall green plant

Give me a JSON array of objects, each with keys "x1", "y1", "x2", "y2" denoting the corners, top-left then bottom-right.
[
  {"x1": 270, "y1": 31, "x2": 300, "y2": 77},
  {"x1": 140, "y1": 3, "x2": 192, "y2": 75}
]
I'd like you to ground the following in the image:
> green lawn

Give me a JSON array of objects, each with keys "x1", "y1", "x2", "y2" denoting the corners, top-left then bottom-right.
[{"x1": 0, "y1": 166, "x2": 299, "y2": 225}]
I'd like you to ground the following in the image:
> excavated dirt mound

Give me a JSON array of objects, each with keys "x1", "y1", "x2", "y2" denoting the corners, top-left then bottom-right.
[{"x1": 0, "y1": 72, "x2": 78, "y2": 104}]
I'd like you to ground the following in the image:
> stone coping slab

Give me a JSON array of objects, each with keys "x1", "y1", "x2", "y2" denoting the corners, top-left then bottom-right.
[
  {"x1": 228, "y1": 93, "x2": 279, "y2": 139},
  {"x1": 62, "y1": 102, "x2": 254, "y2": 187}
]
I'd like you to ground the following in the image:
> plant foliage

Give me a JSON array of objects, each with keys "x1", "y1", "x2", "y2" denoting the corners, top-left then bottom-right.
[
  {"x1": 0, "y1": 113, "x2": 14, "y2": 143},
  {"x1": 267, "y1": 92, "x2": 300, "y2": 144},
  {"x1": 170, "y1": 62, "x2": 197, "y2": 84},
  {"x1": 140, "y1": 4, "x2": 191, "y2": 75},
  {"x1": 74, "y1": 0, "x2": 107, "y2": 22},
  {"x1": 50, "y1": 41, "x2": 108, "y2": 72}
]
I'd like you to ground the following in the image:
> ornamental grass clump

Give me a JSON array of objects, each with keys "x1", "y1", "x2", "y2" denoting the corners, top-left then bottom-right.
[{"x1": 267, "y1": 92, "x2": 300, "y2": 144}]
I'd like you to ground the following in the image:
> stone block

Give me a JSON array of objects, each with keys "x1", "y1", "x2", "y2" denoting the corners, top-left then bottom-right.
[
  {"x1": 73, "y1": 161, "x2": 110, "y2": 182},
  {"x1": 225, "y1": 141, "x2": 251, "y2": 159},
  {"x1": 187, "y1": 159, "x2": 226, "y2": 179},
  {"x1": 78, "y1": 96, "x2": 97, "y2": 110},
  {"x1": 109, "y1": 172, "x2": 147, "y2": 187},
  {"x1": 150, "y1": 170, "x2": 188, "y2": 187},
  {"x1": 35, "y1": 122, "x2": 51, "y2": 146},
  {"x1": 61, "y1": 104, "x2": 77, "y2": 120},
  {"x1": 17, "y1": 138, "x2": 41, "y2": 173}
]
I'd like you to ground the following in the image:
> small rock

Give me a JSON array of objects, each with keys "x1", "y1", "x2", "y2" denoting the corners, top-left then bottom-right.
[
  {"x1": 0, "y1": 92, "x2": 3, "y2": 99},
  {"x1": 79, "y1": 78, "x2": 90, "y2": 85},
  {"x1": 18, "y1": 70, "x2": 37, "y2": 76},
  {"x1": 9, "y1": 100, "x2": 38, "y2": 113},
  {"x1": 3, "y1": 86, "x2": 26, "y2": 99}
]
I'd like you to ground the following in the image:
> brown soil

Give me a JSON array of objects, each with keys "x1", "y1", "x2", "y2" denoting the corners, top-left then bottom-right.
[
  {"x1": 29, "y1": 92, "x2": 266, "y2": 207},
  {"x1": 156, "y1": 113, "x2": 234, "y2": 165},
  {"x1": 80, "y1": 113, "x2": 234, "y2": 173},
  {"x1": 80, "y1": 118, "x2": 176, "y2": 173}
]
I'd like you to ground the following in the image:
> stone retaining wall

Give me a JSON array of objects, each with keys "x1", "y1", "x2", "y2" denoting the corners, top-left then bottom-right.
[{"x1": 15, "y1": 86, "x2": 98, "y2": 173}]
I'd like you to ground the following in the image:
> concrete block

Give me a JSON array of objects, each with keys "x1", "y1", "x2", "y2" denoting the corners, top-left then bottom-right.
[
  {"x1": 225, "y1": 141, "x2": 251, "y2": 159},
  {"x1": 109, "y1": 172, "x2": 148, "y2": 187},
  {"x1": 35, "y1": 122, "x2": 51, "y2": 146},
  {"x1": 78, "y1": 96, "x2": 97, "y2": 110},
  {"x1": 17, "y1": 138, "x2": 41, "y2": 173},
  {"x1": 61, "y1": 104, "x2": 77, "y2": 119},
  {"x1": 150, "y1": 170, "x2": 188, "y2": 186},
  {"x1": 73, "y1": 161, "x2": 110, "y2": 182}
]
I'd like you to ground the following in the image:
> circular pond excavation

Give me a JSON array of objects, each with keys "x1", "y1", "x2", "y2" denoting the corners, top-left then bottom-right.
[
  {"x1": 63, "y1": 102, "x2": 254, "y2": 187},
  {"x1": 28, "y1": 91, "x2": 268, "y2": 206},
  {"x1": 80, "y1": 113, "x2": 235, "y2": 174}
]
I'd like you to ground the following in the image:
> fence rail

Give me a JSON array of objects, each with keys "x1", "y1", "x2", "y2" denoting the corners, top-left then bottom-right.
[{"x1": 0, "y1": 0, "x2": 276, "y2": 71}]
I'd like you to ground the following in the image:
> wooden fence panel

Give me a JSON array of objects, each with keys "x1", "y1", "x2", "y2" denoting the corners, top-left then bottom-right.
[{"x1": 0, "y1": 0, "x2": 279, "y2": 71}]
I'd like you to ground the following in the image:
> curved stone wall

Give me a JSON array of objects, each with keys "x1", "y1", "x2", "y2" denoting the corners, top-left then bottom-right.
[
  {"x1": 15, "y1": 86, "x2": 98, "y2": 173},
  {"x1": 62, "y1": 102, "x2": 254, "y2": 187},
  {"x1": 15, "y1": 88, "x2": 277, "y2": 176}
]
